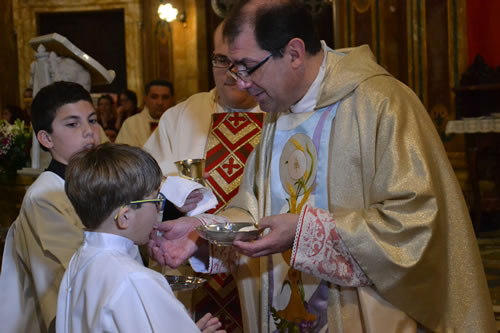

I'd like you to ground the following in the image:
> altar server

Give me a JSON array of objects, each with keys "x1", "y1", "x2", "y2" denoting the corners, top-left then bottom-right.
[
  {"x1": 57, "y1": 143, "x2": 224, "y2": 333},
  {"x1": 0, "y1": 81, "x2": 101, "y2": 332}
]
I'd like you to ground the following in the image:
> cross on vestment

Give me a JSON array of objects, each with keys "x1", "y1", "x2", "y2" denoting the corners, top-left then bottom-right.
[{"x1": 191, "y1": 112, "x2": 264, "y2": 331}]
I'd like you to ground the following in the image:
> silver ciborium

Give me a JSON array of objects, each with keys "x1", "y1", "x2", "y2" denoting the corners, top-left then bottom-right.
[{"x1": 174, "y1": 159, "x2": 206, "y2": 185}]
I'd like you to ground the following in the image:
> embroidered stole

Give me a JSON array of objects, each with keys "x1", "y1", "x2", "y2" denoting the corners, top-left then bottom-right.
[
  {"x1": 193, "y1": 111, "x2": 263, "y2": 331},
  {"x1": 268, "y1": 104, "x2": 337, "y2": 332},
  {"x1": 204, "y1": 112, "x2": 264, "y2": 213}
]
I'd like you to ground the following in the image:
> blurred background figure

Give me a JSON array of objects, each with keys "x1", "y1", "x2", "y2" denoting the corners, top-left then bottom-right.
[
  {"x1": 22, "y1": 88, "x2": 33, "y2": 126},
  {"x1": 96, "y1": 94, "x2": 117, "y2": 141},
  {"x1": 104, "y1": 128, "x2": 118, "y2": 142},
  {"x1": 1, "y1": 105, "x2": 24, "y2": 125},
  {"x1": 115, "y1": 89, "x2": 139, "y2": 130}
]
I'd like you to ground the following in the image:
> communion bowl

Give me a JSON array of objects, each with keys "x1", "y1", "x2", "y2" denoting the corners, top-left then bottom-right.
[
  {"x1": 195, "y1": 222, "x2": 263, "y2": 246},
  {"x1": 164, "y1": 275, "x2": 206, "y2": 291}
]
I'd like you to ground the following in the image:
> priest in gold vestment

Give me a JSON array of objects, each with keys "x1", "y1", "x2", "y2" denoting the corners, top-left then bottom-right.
[{"x1": 151, "y1": 2, "x2": 496, "y2": 332}]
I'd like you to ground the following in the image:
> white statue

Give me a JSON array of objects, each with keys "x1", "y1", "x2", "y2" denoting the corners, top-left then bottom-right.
[{"x1": 47, "y1": 51, "x2": 91, "y2": 91}]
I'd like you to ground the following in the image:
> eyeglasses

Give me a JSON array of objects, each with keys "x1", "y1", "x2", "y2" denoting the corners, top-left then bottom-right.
[
  {"x1": 114, "y1": 192, "x2": 166, "y2": 220},
  {"x1": 228, "y1": 49, "x2": 283, "y2": 82},
  {"x1": 211, "y1": 53, "x2": 232, "y2": 68}
]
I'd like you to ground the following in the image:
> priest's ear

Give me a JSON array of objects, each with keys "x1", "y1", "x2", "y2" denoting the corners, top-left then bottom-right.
[
  {"x1": 37, "y1": 130, "x2": 54, "y2": 150},
  {"x1": 285, "y1": 38, "x2": 306, "y2": 69},
  {"x1": 115, "y1": 206, "x2": 132, "y2": 230}
]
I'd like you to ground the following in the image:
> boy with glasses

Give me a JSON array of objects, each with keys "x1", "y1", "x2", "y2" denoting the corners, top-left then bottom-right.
[{"x1": 57, "y1": 143, "x2": 224, "y2": 333}]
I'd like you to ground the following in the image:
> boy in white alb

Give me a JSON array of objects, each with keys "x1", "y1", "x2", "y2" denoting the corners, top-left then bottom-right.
[{"x1": 57, "y1": 143, "x2": 224, "y2": 333}]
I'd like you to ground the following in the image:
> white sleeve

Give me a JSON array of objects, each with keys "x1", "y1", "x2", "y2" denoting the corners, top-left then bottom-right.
[{"x1": 104, "y1": 273, "x2": 200, "y2": 333}]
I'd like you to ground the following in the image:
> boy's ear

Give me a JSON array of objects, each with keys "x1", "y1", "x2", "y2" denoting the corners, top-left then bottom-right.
[
  {"x1": 37, "y1": 130, "x2": 54, "y2": 150},
  {"x1": 115, "y1": 206, "x2": 132, "y2": 230}
]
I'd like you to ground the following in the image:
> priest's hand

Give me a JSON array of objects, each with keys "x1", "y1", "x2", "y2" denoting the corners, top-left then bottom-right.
[
  {"x1": 176, "y1": 189, "x2": 204, "y2": 213},
  {"x1": 148, "y1": 217, "x2": 201, "y2": 268},
  {"x1": 233, "y1": 213, "x2": 298, "y2": 257}
]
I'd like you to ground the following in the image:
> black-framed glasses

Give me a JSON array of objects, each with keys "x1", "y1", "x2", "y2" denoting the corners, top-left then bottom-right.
[
  {"x1": 228, "y1": 49, "x2": 282, "y2": 82},
  {"x1": 114, "y1": 192, "x2": 167, "y2": 220},
  {"x1": 211, "y1": 53, "x2": 232, "y2": 68}
]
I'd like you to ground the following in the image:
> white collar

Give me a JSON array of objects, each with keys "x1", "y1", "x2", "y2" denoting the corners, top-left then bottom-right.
[
  {"x1": 83, "y1": 231, "x2": 135, "y2": 253},
  {"x1": 141, "y1": 106, "x2": 159, "y2": 121}
]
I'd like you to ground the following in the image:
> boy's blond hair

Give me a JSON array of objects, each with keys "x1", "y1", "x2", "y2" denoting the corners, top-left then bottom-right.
[{"x1": 65, "y1": 143, "x2": 162, "y2": 229}]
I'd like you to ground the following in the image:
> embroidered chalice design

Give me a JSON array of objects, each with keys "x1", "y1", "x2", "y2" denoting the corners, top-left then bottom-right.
[{"x1": 273, "y1": 134, "x2": 319, "y2": 331}]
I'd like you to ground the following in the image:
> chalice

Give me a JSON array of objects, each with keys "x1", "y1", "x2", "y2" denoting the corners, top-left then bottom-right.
[{"x1": 174, "y1": 159, "x2": 206, "y2": 186}]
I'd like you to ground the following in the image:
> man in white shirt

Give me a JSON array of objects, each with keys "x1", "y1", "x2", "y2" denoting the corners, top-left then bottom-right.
[{"x1": 116, "y1": 80, "x2": 175, "y2": 147}]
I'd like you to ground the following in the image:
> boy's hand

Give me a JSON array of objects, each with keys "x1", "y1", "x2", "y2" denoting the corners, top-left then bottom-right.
[
  {"x1": 196, "y1": 313, "x2": 226, "y2": 333},
  {"x1": 177, "y1": 190, "x2": 204, "y2": 213},
  {"x1": 148, "y1": 217, "x2": 201, "y2": 268}
]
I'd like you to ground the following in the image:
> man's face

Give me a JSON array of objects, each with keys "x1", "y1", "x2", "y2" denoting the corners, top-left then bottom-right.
[
  {"x1": 144, "y1": 85, "x2": 175, "y2": 120},
  {"x1": 228, "y1": 26, "x2": 293, "y2": 113},
  {"x1": 213, "y1": 26, "x2": 256, "y2": 110}
]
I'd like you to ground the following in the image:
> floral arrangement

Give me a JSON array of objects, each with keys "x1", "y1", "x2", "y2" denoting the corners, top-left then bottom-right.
[{"x1": 0, "y1": 119, "x2": 32, "y2": 179}]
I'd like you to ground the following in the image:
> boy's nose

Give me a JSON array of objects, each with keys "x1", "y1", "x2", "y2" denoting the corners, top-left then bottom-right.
[{"x1": 82, "y1": 123, "x2": 93, "y2": 136}]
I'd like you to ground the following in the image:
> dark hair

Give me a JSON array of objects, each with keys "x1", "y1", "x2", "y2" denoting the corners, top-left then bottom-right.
[
  {"x1": 145, "y1": 79, "x2": 174, "y2": 96},
  {"x1": 65, "y1": 143, "x2": 163, "y2": 230},
  {"x1": 120, "y1": 89, "x2": 138, "y2": 108},
  {"x1": 97, "y1": 94, "x2": 114, "y2": 106},
  {"x1": 222, "y1": 0, "x2": 254, "y2": 46},
  {"x1": 224, "y1": 1, "x2": 321, "y2": 56},
  {"x1": 31, "y1": 81, "x2": 92, "y2": 136},
  {"x1": 2, "y1": 105, "x2": 24, "y2": 124}
]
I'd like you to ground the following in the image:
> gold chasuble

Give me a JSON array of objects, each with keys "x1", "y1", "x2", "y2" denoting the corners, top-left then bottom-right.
[
  {"x1": 193, "y1": 112, "x2": 264, "y2": 331},
  {"x1": 215, "y1": 45, "x2": 496, "y2": 332}
]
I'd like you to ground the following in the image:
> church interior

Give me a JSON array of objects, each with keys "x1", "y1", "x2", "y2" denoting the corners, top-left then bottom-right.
[{"x1": 1, "y1": 0, "x2": 500, "y2": 331}]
